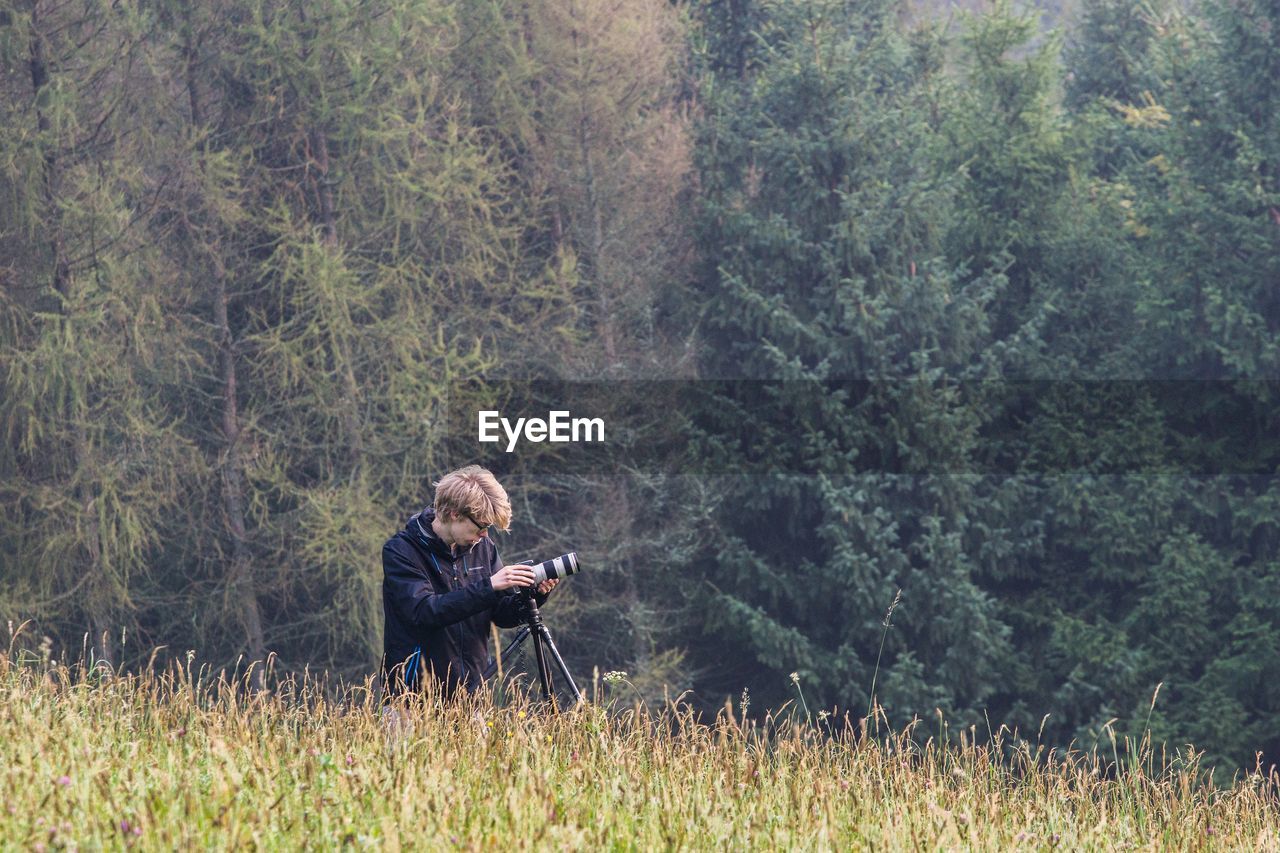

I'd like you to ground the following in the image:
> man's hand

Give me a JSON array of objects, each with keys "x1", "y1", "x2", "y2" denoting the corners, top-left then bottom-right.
[
  {"x1": 535, "y1": 578, "x2": 559, "y2": 597},
  {"x1": 491, "y1": 563, "x2": 537, "y2": 592}
]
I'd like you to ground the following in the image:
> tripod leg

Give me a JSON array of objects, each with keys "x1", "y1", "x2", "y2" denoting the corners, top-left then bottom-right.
[
  {"x1": 512, "y1": 593, "x2": 581, "y2": 711},
  {"x1": 530, "y1": 630, "x2": 556, "y2": 704},
  {"x1": 483, "y1": 627, "x2": 531, "y2": 680},
  {"x1": 534, "y1": 625, "x2": 583, "y2": 706}
]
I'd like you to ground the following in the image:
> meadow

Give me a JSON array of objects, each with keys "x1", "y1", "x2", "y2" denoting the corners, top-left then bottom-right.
[{"x1": 1, "y1": 647, "x2": 1277, "y2": 851}]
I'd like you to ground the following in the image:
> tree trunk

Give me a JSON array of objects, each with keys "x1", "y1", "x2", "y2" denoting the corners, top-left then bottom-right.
[
  {"x1": 27, "y1": 1, "x2": 68, "y2": 297},
  {"x1": 212, "y1": 261, "x2": 268, "y2": 689}
]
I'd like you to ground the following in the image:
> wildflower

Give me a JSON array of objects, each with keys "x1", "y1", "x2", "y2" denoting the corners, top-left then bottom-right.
[
  {"x1": 345, "y1": 754, "x2": 355, "y2": 767},
  {"x1": 119, "y1": 820, "x2": 131, "y2": 834},
  {"x1": 518, "y1": 711, "x2": 527, "y2": 719},
  {"x1": 55, "y1": 776, "x2": 71, "y2": 787},
  {"x1": 790, "y1": 672, "x2": 800, "y2": 684},
  {"x1": 602, "y1": 670, "x2": 627, "y2": 684}
]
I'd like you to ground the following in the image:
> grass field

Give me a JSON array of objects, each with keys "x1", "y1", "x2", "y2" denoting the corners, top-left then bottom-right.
[{"x1": 2, "y1": 648, "x2": 1277, "y2": 851}]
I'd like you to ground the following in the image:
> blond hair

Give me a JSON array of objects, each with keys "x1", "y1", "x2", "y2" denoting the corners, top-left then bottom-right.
[{"x1": 432, "y1": 465, "x2": 512, "y2": 531}]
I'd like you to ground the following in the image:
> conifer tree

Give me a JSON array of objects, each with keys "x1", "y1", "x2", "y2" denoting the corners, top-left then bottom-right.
[
  {"x1": 1110, "y1": 0, "x2": 1280, "y2": 769},
  {"x1": 1131, "y1": 0, "x2": 1280, "y2": 380},
  {"x1": 514, "y1": 0, "x2": 693, "y2": 375},
  {"x1": 0, "y1": 0, "x2": 199, "y2": 665},
  {"x1": 143, "y1": 0, "x2": 527, "y2": 675},
  {"x1": 1063, "y1": 0, "x2": 1163, "y2": 110},
  {"x1": 977, "y1": 0, "x2": 1280, "y2": 771},
  {"x1": 687, "y1": 0, "x2": 1014, "y2": 719},
  {"x1": 462, "y1": 0, "x2": 701, "y2": 700}
]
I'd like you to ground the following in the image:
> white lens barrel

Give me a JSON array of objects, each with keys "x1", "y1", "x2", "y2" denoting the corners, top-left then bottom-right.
[{"x1": 530, "y1": 552, "x2": 580, "y2": 584}]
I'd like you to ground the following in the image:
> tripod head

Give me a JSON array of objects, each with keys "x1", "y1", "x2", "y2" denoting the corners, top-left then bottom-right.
[{"x1": 512, "y1": 561, "x2": 546, "y2": 625}]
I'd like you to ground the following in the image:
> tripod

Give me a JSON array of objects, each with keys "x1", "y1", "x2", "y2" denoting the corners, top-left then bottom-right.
[{"x1": 483, "y1": 589, "x2": 582, "y2": 710}]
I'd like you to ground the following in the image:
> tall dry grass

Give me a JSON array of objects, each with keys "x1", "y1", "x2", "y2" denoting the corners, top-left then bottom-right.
[{"x1": 1, "y1": 639, "x2": 1277, "y2": 850}]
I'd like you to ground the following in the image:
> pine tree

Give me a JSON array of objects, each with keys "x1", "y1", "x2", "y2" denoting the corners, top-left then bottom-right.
[
  {"x1": 686, "y1": 0, "x2": 1014, "y2": 720},
  {"x1": 1063, "y1": 0, "x2": 1164, "y2": 110},
  {"x1": 1130, "y1": 0, "x2": 1280, "y2": 379},
  {"x1": 978, "y1": 0, "x2": 1280, "y2": 771}
]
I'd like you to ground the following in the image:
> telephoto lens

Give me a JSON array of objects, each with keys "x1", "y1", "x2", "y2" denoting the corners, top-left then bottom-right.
[{"x1": 528, "y1": 552, "x2": 581, "y2": 585}]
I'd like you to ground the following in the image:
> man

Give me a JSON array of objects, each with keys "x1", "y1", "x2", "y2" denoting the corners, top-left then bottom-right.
[{"x1": 381, "y1": 465, "x2": 557, "y2": 699}]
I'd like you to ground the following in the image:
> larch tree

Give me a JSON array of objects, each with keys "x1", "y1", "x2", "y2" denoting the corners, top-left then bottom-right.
[
  {"x1": 147, "y1": 0, "x2": 525, "y2": 677},
  {"x1": 467, "y1": 0, "x2": 703, "y2": 701},
  {"x1": 0, "y1": 0, "x2": 200, "y2": 666}
]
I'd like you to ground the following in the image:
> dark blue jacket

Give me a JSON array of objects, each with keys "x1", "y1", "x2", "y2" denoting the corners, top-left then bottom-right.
[{"x1": 381, "y1": 508, "x2": 534, "y2": 698}]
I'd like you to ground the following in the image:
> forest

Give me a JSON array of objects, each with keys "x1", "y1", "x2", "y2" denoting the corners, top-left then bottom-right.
[{"x1": 2, "y1": 0, "x2": 1278, "y2": 777}]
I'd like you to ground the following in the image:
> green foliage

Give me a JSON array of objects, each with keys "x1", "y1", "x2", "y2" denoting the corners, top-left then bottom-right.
[
  {"x1": 1034, "y1": 0, "x2": 1280, "y2": 771},
  {"x1": 0, "y1": 0, "x2": 203, "y2": 662},
  {"x1": 160, "y1": 0, "x2": 530, "y2": 676},
  {"x1": 1112, "y1": 0, "x2": 1280, "y2": 379},
  {"x1": 1063, "y1": 0, "x2": 1164, "y2": 109},
  {"x1": 939, "y1": 0, "x2": 1067, "y2": 356},
  {"x1": 688, "y1": 0, "x2": 1013, "y2": 721},
  {"x1": 1, "y1": 0, "x2": 1279, "y2": 781}
]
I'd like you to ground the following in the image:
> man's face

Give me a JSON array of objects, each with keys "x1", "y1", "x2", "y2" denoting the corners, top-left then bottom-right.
[{"x1": 443, "y1": 511, "x2": 489, "y2": 549}]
